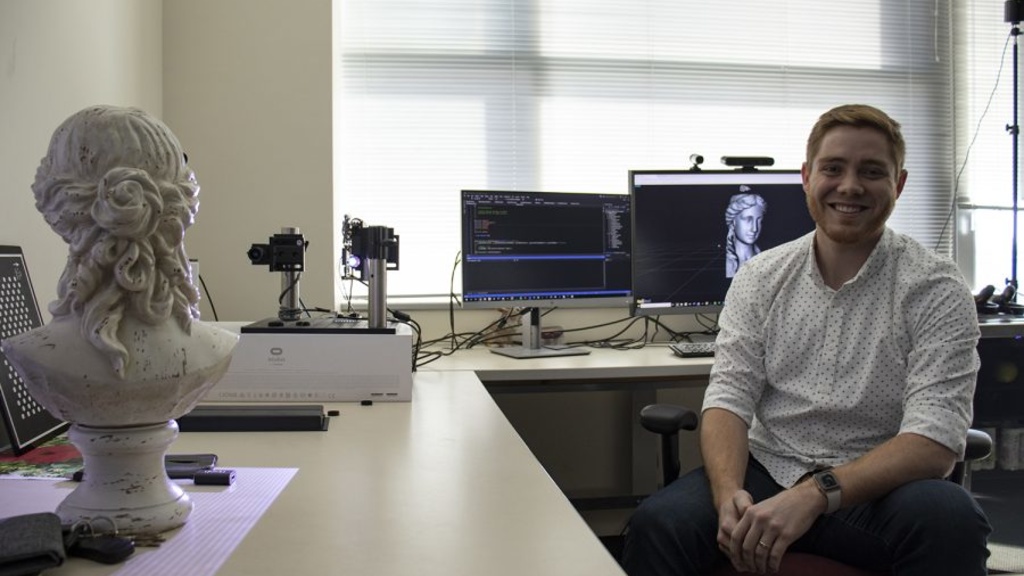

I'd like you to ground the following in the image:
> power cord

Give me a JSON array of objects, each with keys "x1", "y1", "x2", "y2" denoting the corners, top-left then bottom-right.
[
  {"x1": 197, "y1": 273, "x2": 220, "y2": 322},
  {"x1": 278, "y1": 271, "x2": 302, "y2": 309},
  {"x1": 449, "y1": 251, "x2": 462, "y2": 351}
]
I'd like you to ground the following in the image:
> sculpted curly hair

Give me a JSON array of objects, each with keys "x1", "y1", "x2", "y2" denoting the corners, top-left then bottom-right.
[{"x1": 32, "y1": 106, "x2": 201, "y2": 376}]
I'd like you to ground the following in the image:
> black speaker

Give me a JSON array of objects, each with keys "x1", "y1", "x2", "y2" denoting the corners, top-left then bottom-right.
[{"x1": 975, "y1": 327, "x2": 1024, "y2": 427}]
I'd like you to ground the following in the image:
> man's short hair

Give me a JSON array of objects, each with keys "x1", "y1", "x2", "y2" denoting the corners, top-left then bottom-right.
[{"x1": 805, "y1": 104, "x2": 906, "y2": 172}]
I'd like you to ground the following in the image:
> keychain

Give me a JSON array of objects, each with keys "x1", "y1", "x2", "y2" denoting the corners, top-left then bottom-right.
[{"x1": 62, "y1": 517, "x2": 135, "y2": 564}]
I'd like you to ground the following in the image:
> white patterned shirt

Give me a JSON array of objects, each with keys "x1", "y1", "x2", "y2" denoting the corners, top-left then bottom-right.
[{"x1": 703, "y1": 228, "x2": 980, "y2": 488}]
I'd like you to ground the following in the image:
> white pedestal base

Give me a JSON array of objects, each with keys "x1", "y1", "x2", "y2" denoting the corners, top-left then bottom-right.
[{"x1": 58, "y1": 421, "x2": 191, "y2": 535}]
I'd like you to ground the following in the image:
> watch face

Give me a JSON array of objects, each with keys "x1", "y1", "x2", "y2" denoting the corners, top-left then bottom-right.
[{"x1": 817, "y1": 472, "x2": 839, "y2": 490}]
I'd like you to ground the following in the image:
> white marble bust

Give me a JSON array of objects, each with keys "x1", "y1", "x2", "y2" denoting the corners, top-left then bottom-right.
[{"x1": 2, "y1": 106, "x2": 237, "y2": 427}]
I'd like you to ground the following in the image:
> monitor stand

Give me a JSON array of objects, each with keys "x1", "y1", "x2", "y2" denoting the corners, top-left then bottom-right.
[{"x1": 489, "y1": 307, "x2": 591, "y2": 359}]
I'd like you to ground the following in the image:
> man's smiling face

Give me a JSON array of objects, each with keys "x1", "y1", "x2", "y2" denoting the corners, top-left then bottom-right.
[{"x1": 802, "y1": 125, "x2": 907, "y2": 247}]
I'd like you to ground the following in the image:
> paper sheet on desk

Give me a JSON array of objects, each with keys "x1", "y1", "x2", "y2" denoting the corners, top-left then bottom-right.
[{"x1": 0, "y1": 467, "x2": 296, "y2": 576}]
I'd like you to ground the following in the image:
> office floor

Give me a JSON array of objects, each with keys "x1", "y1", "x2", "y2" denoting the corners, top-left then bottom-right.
[{"x1": 974, "y1": 470, "x2": 1024, "y2": 574}]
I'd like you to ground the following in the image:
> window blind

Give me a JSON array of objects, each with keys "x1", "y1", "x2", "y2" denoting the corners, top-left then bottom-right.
[
  {"x1": 953, "y1": 1, "x2": 1023, "y2": 290},
  {"x1": 335, "y1": 0, "x2": 954, "y2": 300}
]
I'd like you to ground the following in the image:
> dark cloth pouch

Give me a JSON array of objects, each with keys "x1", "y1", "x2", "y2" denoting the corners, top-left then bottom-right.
[{"x1": 0, "y1": 513, "x2": 65, "y2": 576}]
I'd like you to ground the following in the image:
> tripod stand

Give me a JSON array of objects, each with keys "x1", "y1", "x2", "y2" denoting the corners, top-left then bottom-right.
[{"x1": 1006, "y1": 0, "x2": 1021, "y2": 299}]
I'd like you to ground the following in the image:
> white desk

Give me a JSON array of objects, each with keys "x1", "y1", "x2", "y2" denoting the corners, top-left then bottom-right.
[
  {"x1": 424, "y1": 344, "x2": 714, "y2": 384},
  {"x1": 425, "y1": 345, "x2": 715, "y2": 496},
  {"x1": 1, "y1": 371, "x2": 624, "y2": 576}
]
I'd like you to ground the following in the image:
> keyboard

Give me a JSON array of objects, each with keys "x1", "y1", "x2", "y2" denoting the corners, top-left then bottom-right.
[{"x1": 670, "y1": 340, "x2": 716, "y2": 358}]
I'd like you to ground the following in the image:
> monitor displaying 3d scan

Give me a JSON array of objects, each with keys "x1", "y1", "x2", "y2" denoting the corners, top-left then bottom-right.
[{"x1": 630, "y1": 170, "x2": 816, "y2": 317}]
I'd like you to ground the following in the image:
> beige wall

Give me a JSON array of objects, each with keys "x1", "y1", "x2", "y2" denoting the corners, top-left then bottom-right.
[
  {"x1": 163, "y1": 0, "x2": 334, "y2": 323},
  {"x1": 1, "y1": 0, "x2": 343, "y2": 326},
  {"x1": 0, "y1": 0, "x2": 163, "y2": 317}
]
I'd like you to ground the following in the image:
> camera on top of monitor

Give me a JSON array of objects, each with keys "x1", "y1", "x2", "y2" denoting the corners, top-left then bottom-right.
[{"x1": 721, "y1": 156, "x2": 775, "y2": 171}]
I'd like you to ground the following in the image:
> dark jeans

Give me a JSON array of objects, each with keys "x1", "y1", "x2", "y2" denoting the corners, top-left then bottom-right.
[{"x1": 621, "y1": 458, "x2": 991, "y2": 576}]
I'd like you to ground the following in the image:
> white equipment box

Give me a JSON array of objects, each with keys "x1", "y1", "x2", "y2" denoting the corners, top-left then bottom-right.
[{"x1": 207, "y1": 317, "x2": 414, "y2": 402}]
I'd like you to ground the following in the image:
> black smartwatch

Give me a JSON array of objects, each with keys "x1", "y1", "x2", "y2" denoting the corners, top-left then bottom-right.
[{"x1": 812, "y1": 468, "x2": 841, "y2": 514}]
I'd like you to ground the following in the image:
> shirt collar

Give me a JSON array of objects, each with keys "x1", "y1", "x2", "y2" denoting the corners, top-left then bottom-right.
[
  {"x1": 851, "y1": 227, "x2": 892, "y2": 285},
  {"x1": 804, "y1": 227, "x2": 893, "y2": 289}
]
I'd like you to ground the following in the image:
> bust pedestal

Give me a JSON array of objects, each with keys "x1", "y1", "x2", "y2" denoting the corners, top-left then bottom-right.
[{"x1": 60, "y1": 421, "x2": 192, "y2": 534}]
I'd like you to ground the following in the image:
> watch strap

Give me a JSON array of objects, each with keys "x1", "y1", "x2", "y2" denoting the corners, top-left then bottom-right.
[{"x1": 813, "y1": 469, "x2": 841, "y2": 514}]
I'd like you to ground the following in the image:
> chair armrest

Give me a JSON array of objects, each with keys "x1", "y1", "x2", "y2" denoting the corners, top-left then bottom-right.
[
  {"x1": 640, "y1": 404, "x2": 699, "y2": 487},
  {"x1": 964, "y1": 428, "x2": 993, "y2": 462},
  {"x1": 948, "y1": 428, "x2": 993, "y2": 490},
  {"x1": 640, "y1": 404, "x2": 698, "y2": 435}
]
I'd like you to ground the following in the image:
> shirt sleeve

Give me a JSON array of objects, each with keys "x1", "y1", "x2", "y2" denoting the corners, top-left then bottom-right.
[
  {"x1": 703, "y1": 259, "x2": 769, "y2": 425},
  {"x1": 898, "y1": 264, "x2": 980, "y2": 458}
]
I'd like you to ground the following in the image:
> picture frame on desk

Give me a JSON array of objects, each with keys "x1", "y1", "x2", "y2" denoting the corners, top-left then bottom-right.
[{"x1": 0, "y1": 246, "x2": 68, "y2": 455}]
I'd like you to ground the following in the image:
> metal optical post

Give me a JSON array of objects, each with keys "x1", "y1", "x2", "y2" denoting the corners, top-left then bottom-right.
[
  {"x1": 1007, "y1": 0, "x2": 1021, "y2": 297},
  {"x1": 247, "y1": 227, "x2": 307, "y2": 321},
  {"x1": 343, "y1": 216, "x2": 400, "y2": 329},
  {"x1": 363, "y1": 226, "x2": 394, "y2": 328}
]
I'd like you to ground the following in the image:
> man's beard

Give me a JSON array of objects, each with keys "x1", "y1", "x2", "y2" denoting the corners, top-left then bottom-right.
[{"x1": 805, "y1": 195, "x2": 894, "y2": 245}]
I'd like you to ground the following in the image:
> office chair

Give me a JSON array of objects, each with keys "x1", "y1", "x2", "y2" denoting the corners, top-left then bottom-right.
[{"x1": 639, "y1": 404, "x2": 994, "y2": 576}]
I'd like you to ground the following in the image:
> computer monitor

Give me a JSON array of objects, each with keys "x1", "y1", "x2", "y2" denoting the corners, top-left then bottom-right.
[
  {"x1": 460, "y1": 189, "x2": 632, "y2": 358},
  {"x1": 630, "y1": 170, "x2": 816, "y2": 317}
]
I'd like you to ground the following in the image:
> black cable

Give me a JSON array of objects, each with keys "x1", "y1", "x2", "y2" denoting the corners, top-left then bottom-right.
[
  {"x1": 197, "y1": 273, "x2": 219, "y2": 322},
  {"x1": 647, "y1": 316, "x2": 661, "y2": 343},
  {"x1": 694, "y1": 313, "x2": 720, "y2": 335},
  {"x1": 415, "y1": 309, "x2": 700, "y2": 359},
  {"x1": 389, "y1": 312, "x2": 422, "y2": 372},
  {"x1": 420, "y1": 328, "x2": 485, "y2": 350},
  {"x1": 342, "y1": 275, "x2": 357, "y2": 315},
  {"x1": 450, "y1": 251, "x2": 461, "y2": 350},
  {"x1": 556, "y1": 314, "x2": 638, "y2": 335},
  {"x1": 530, "y1": 312, "x2": 655, "y2": 350},
  {"x1": 578, "y1": 316, "x2": 648, "y2": 349},
  {"x1": 647, "y1": 316, "x2": 684, "y2": 342},
  {"x1": 277, "y1": 272, "x2": 302, "y2": 317},
  {"x1": 337, "y1": 254, "x2": 357, "y2": 315},
  {"x1": 649, "y1": 316, "x2": 689, "y2": 344},
  {"x1": 460, "y1": 311, "x2": 519, "y2": 350},
  {"x1": 273, "y1": 239, "x2": 309, "y2": 315},
  {"x1": 415, "y1": 320, "x2": 505, "y2": 368}
]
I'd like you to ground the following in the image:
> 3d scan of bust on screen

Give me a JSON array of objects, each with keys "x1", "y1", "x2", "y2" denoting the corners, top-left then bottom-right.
[{"x1": 724, "y1": 187, "x2": 767, "y2": 278}]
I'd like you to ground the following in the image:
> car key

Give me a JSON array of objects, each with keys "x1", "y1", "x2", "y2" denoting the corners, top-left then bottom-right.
[
  {"x1": 68, "y1": 533, "x2": 135, "y2": 564},
  {"x1": 63, "y1": 520, "x2": 135, "y2": 564}
]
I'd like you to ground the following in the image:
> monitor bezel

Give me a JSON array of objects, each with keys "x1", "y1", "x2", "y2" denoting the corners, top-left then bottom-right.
[
  {"x1": 459, "y1": 189, "x2": 633, "y2": 310},
  {"x1": 628, "y1": 169, "x2": 810, "y2": 317}
]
